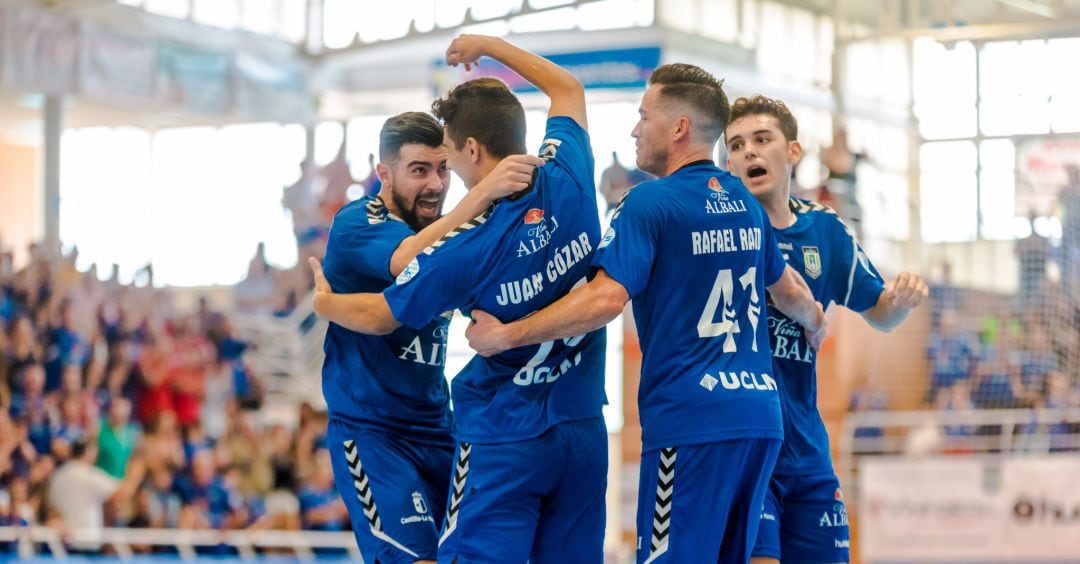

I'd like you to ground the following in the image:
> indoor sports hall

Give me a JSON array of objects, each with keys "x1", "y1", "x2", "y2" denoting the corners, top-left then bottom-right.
[{"x1": 0, "y1": 0, "x2": 1078, "y2": 562}]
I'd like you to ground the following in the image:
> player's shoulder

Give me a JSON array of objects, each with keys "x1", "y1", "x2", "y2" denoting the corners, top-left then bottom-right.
[{"x1": 790, "y1": 197, "x2": 856, "y2": 237}]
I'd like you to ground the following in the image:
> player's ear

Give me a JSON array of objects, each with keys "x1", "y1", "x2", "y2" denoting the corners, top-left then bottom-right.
[
  {"x1": 673, "y1": 115, "x2": 691, "y2": 143},
  {"x1": 375, "y1": 161, "x2": 391, "y2": 186},
  {"x1": 465, "y1": 137, "x2": 482, "y2": 164},
  {"x1": 788, "y1": 139, "x2": 803, "y2": 166}
]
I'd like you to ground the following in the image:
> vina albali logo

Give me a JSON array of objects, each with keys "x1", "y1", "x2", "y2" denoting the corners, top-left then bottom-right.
[
  {"x1": 524, "y1": 208, "x2": 544, "y2": 224},
  {"x1": 705, "y1": 177, "x2": 747, "y2": 215}
]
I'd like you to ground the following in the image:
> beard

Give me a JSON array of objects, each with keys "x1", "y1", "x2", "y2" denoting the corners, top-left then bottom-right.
[
  {"x1": 636, "y1": 145, "x2": 669, "y2": 178},
  {"x1": 390, "y1": 188, "x2": 439, "y2": 231}
]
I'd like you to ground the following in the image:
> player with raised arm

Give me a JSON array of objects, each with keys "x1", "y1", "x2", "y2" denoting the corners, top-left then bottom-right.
[
  {"x1": 722, "y1": 95, "x2": 927, "y2": 564},
  {"x1": 318, "y1": 111, "x2": 542, "y2": 564},
  {"x1": 465, "y1": 64, "x2": 826, "y2": 563},
  {"x1": 310, "y1": 35, "x2": 609, "y2": 562}
]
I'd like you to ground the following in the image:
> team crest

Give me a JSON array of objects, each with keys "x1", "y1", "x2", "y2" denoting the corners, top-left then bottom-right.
[
  {"x1": 802, "y1": 246, "x2": 822, "y2": 279},
  {"x1": 411, "y1": 491, "x2": 428, "y2": 514},
  {"x1": 524, "y1": 208, "x2": 544, "y2": 224}
]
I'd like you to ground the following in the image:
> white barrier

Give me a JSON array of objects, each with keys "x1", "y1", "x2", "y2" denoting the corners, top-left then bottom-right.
[{"x1": 0, "y1": 526, "x2": 360, "y2": 560}]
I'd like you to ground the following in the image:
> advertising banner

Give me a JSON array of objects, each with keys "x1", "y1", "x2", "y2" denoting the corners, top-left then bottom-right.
[
  {"x1": 0, "y1": 6, "x2": 78, "y2": 95},
  {"x1": 157, "y1": 40, "x2": 230, "y2": 114},
  {"x1": 1015, "y1": 136, "x2": 1080, "y2": 217},
  {"x1": 80, "y1": 24, "x2": 157, "y2": 106},
  {"x1": 860, "y1": 455, "x2": 1080, "y2": 562},
  {"x1": 433, "y1": 46, "x2": 661, "y2": 95}
]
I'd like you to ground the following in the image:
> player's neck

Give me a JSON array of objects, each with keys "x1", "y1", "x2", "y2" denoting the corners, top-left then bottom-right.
[
  {"x1": 661, "y1": 147, "x2": 713, "y2": 177},
  {"x1": 761, "y1": 184, "x2": 795, "y2": 229}
]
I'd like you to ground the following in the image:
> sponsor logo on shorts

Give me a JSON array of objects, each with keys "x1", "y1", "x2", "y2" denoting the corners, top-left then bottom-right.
[
  {"x1": 819, "y1": 504, "x2": 849, "y2": 528},
  {"x1": 835, "y1": 539, "x2": 850, "y2": 548},
  {"x1": 411, "y1": 491, "x2": 428, "y2": 514},
  {"x1": 835, "y1": 487, "x2": 844, "y2": 501},
  {"x1": 761, "y1": 511, "x2": 777, "y2": 521}
]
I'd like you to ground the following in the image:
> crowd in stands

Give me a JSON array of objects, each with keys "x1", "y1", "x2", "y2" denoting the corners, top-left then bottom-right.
[{"x1": 0, "y1": 239, "x2": 347, "y2": 555}]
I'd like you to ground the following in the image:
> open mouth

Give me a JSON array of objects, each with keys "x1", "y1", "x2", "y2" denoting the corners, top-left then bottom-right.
[
  {"x1": 416, "y1": 197, "x2": 441, "y2": 214},
  {"x1": 747, "y1": 165, "x2": 768, "y2": 179}
]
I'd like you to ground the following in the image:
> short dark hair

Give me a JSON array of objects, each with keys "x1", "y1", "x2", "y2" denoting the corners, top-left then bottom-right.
[
  {"x1": 431, "y1": 78, "x2": 527, "y2": 159},
  {"x1": 379, "y1": 112, "x2": 444, "y2": 163},
  {"x1": 648, "y1": 63, "x2": 730, "y2": 144},
  {"x1": 728, "y1": 95, "x2": 799, "y2": 142}
]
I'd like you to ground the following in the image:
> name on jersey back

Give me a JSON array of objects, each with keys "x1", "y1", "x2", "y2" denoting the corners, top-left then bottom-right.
[
  {"x1": 691, "y1": 227, "x2": 762, "y2": 256},
  {"x1": 496, "y1": 231, "x2": 594, "y2": 306}
]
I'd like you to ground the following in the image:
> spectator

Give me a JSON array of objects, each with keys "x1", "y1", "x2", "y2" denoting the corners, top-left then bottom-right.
[
  {"x1": 926, "y1": 309, "x2": 976, "y2": 405},
  {"x1": 174, "y1": 450, "x2": 245, "y2": 530},
  {"x1": 96, "y1": 397, "x2": 138, "y2": 479},
  {"x1": 820, "y1": 124, "x2": 867, "y2": 238},
  {"x1": 46, "y1": 438, "x2": 144, "y2": 553},
  {"x1": 298, "y1": 448, "x2": 347, "y2": 531}
]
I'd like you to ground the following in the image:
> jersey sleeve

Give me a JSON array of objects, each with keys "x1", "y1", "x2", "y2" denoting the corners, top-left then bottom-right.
[
  {"x1": 592, "y1": 186, "x2": 660, "y2": 298},
  {"x1": 383, "y1": 229, "x2": 482, "y2": 329},
  {"x1": 760, "y1": 219, "x2": 786, "y2": 286},
  {"x1": 538, "y1": 116, "x2": 595, "y2": 199},
  {"x1": 327, "y1": 213, "x2": 413, "y2": 285},
  {"x1": 829, "y1": 215, "x2": 885, "y2": 312}
]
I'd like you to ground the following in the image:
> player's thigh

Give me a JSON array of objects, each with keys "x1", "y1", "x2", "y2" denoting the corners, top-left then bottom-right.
[
  {"x1": 531, "y1": 417, "x2": 608, "y2": 564},
  {"x1": 636, "y1": 439, "x2": 780, "y2": 564},
  {"x1": 778, "y1": 472, "x2": 850, "y2": 564},
  {"x1": 751, "y1": 477, "x2": 785, "y2": 561},
  {"x1": 327, "y1": 427, "x2": 448, "y2": 563},
  {"x1": 437, "y1": 439, "x2": 551, "y2": 564}
]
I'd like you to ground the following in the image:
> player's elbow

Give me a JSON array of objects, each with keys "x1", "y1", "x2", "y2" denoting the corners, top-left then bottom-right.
[{"x1": 592, "y1": 287, "x2": 627, "y2": 323}]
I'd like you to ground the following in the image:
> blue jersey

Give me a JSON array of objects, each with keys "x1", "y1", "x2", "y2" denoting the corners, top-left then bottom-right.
[
  {"x1": 384, "y1": 116, "x2": 606, "y2": 445},
  {"x1": 320, "y1": 196, "x2": 453, "y2": 444},
  {"x1": 768, "y1": 198, "x2": 884, "y2": 475},
  {"x1": 595, "y1": 163, "x2": 786, "y2": 451}
]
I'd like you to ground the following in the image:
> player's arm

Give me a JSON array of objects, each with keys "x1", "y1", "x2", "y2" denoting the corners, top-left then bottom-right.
[
  {"x1": 389, "y1": 154, "x2": 545, "y2": 276},
  {"x1": 445, "y1": 35, "x2": 586, "y2": 129},
  {"x1": 861, "y1": 272, "x2": 928, "y2": 331},
  {"x1": 467, "y1": 269, "x2": 628, "y2": 357},
  {"x1": 767, "y1": 264, "x2": 827, "y2": 349},
  {"x1": 309, "y1": 258, "x2": 401, "y2": 335}
]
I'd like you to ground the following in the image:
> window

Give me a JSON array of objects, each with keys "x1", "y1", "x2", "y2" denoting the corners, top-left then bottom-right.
[
  {"x1": 913, "y1": 39, "x2": 977, "y2": 140},
  {"x1": 920, "y1": 141, "x2": 977, "y2": 242}
]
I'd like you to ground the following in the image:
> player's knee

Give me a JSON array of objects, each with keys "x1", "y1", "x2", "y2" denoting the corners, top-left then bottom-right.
[
  {"x1": 750, "y1": 558, "x2": 780, "y2": 564},
  {"x1": 413, "y1": 560, "x2": 437, "y2": 564}
]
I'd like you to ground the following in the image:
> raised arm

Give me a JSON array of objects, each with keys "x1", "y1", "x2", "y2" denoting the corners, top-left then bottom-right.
[
  {"x1": 466, "y1": 269, "x2": 629, "y2": 357},
  {"x1": 390, "y1": 154, "x2": 545, "y2": 276},
  {"x1": 309, "y1": 258, "x2": 401, "y2": 335},
  {"x1": 767, "y1": 264, "x2": 827, "y2": 349},
  {"x1": 445, "y1": 34, "x2": 587, "y2": 129}
]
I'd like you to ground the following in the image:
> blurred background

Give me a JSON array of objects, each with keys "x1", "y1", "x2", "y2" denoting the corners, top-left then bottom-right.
[{"x1": 1, "y1": 0, "x2": 1079, "y2": 561}]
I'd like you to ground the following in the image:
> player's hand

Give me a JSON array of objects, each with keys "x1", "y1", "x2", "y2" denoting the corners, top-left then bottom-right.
[
  {"x1": 806, "y1": 302, "x2": 828, "y2": 350},
  {"x1": 884, "y1": 271, "x2": 928, "y2": 309},
  {"x1": 475, "y1": 154, "x2": 545, "y2": 201},
  {"x1": 466, "y1": 309, "x2": 514, "y2": 357},
  {"x1": 445, "y1": 34, "x2": 492, "y2": 71},
  {"x1": 308, "y1": 257, "x2": 335, "y2": 318}
]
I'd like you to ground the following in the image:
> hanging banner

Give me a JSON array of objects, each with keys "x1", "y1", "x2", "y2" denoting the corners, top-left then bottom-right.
[
  {"x1": 1015, "y1": 136, "x2": 1080, "y2": 217},
  {"x1": 433, "y1": 46, "x2": 661, "y2": 95},
  {"x1": 156, "y1": 40, "x2": 230, "y2": 114},
  {"x1": 233, "y1": 52, "x2": 310, "y2": 121},
  {"x1": 0, "y1": 6, "x2": 78, "y2": 95},
  {"x1": 80, "y1": 24, "x2": 157, "y2": 106},
  {"x1": 860, "y1": 455, "x2": 1080, "y2": 562}
]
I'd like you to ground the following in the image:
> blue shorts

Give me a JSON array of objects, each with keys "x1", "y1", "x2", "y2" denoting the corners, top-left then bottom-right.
[
  {"x1": 636, "y1": 438, "x2": 780, "y2": 564},
  {"x1": 327, "y1": 420, "x2": 454, "y2": 564},
  {"x1": 437, "y1": 417, "x2": 607, "y2": 564},
  {"x1": 752, "y1": 471, "x2": 850, "y2": 563}
]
